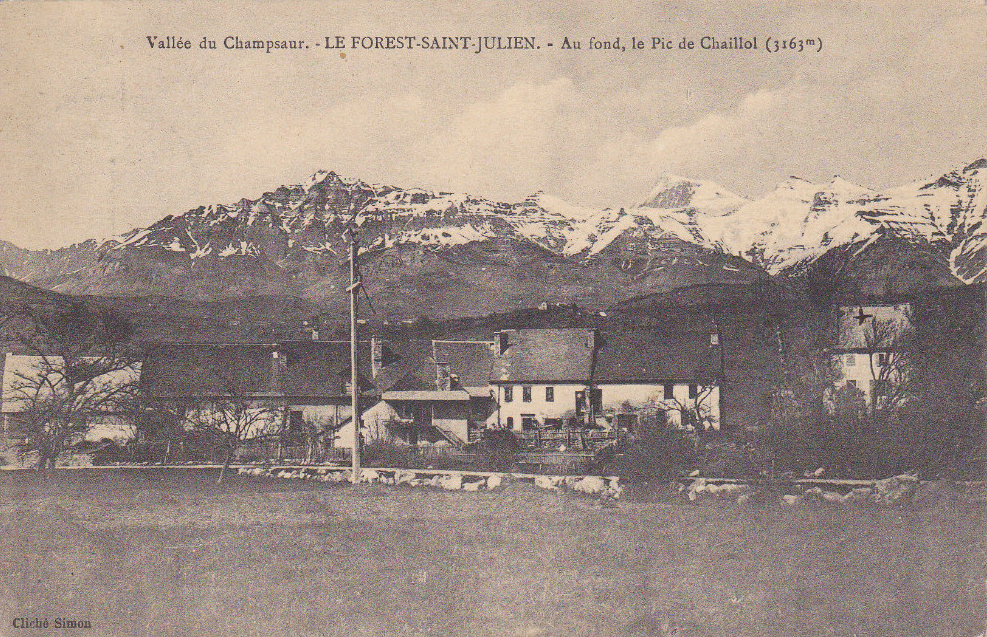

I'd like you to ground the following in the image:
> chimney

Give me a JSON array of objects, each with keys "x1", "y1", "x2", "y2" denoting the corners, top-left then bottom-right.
[
  {"x1": 436, "y1": 363, "x2": 451, "y2": 391},
  {"x1": 370, "y1": 335, "x2": 383, "y2": 378},
  {"x1": 270, "y1": 349, "x2": 285, "y2": 394},
  {"x1": 498, "y1": 331, "x2": 509, "y2": 355}
]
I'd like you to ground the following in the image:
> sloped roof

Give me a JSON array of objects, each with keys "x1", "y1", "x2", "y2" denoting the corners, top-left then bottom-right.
[
  {"x1": 142, "y1": 340, "x2": 378, "y2": 399},
  {"x1": 835, "y1": 304, "x2": 911, "y2": 351},
  {"x1": 372, "y1": 339, "x2": 496, "y2": 396},
  {"x1": 279, "y1": 340, "x2": 375, "y2": 397},
  {"x1": 382, "y1": 389, "x2": 471, "y2": 401},
  {"x1": 2, "y1": 353, "x2": 141, "y2": 413},
  {"x1": 372, "y1": 339, "x2": 433, "y2": 393},
  {"x1": 143, "y1": 343, "x2": 278, "y2": 398},
  {"x1": 431, "y1": 340, "x2": 495, "y2": 389},
  {"x1": 491, "y1": 329, "x2": 596, "y2": 383},
  {"x1": 593, "y1": 328, "x2": 719, "y2": 383}
]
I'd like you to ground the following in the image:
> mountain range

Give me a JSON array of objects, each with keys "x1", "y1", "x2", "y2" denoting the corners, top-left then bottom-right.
[{"x1": 1, "y1": 158, "x2": 984, "y2": 319}]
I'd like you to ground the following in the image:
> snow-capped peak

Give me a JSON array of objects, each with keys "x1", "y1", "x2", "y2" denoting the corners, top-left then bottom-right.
[
  {"x1": 23, "y1": 158, "x2": 987, "y2": 301},
  {"x1": 638, "y1": 174, "x2": 748, "y2": 215}
]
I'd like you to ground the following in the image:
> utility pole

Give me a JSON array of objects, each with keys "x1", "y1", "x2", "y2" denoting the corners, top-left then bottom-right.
[{"x1": 345, "y1": 226, "x2": 362, "y2": 483}]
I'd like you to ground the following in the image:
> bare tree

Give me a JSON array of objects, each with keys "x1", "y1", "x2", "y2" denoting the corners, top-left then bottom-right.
[
  {"x1": 298, "y1": 413, "x2": 347, "y2": 462},
  {"x1": 601, "y1": 399, "x2": 698, "y2": 481},
  {"x1": 181, "y1": 363, "x2": 283, "y2": 483},
  {"x1": 846, "y1": 310, "x2": 915, "y2": 415},
  {"x1": 2, "y1": 302, "x2": 140, "y2": 479},
  {"x1": 657, "y1": 383, "x2": 719, "y2": 431}
]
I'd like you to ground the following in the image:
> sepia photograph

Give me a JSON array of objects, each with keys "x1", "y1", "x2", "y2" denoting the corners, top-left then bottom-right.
[{"x1": 0, "y1": 1, "x2": 985, "y2": 635}]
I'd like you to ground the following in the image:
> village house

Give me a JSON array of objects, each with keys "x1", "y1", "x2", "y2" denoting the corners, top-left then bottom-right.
[
  {"x1": 1, "y1": 353, "x2": 141, "y2": 458},
  {"x1": 830, "y1": 303, "x2": 912, "y2": 405},
  {"x1": 490, "y1": 328, "x2": 597, "y2": 433},
  {"x1": 489, "y1": 328, "x2": 721, "y2": 439},
  {"x1": 141, "y1": 339, "x2": 387, "y2": 458},
  {"x1": 362, "y1": 339, "x2": 496, "y2": 447},
  {"x1": 593, "y1": 328, "x2": 721, "y2": 431}
]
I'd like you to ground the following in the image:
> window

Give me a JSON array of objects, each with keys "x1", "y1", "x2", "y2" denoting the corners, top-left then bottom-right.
[
  {"x1": 522, "y1": 386, "x2": 532, "y2": 402},
  {"x1": 503, "y1": 386, "x2": 513, "y2": 403},
  {"x1": 591, "y1": 388, "x2": 602, "y2": 410},
  {"x1": 877, "y1": 353, "x2": 888, "y2": 367},
  {"x1": 506, "y1": 417, "x2": 514, "y2": 429},
  {"x1": 688, "y1": 384, "x2": 698, "y2": 399},
  {"x1": 521, "y1": 414, "x2": 536, "y2": 430},
  {"x1": 663, "y1": 383, "x2": 674, "y2": 400},
  {"x1": 545, "y1": 386, "x2": 554, "y2": 402}
]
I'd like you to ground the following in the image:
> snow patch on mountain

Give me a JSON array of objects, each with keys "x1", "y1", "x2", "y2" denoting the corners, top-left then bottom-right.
[
  {"x1": 10, "y1": 159, "x2": 987, "y2": 299},
  {"x1": 638, "y1": 174, "x2": 748, "y2": 216}
]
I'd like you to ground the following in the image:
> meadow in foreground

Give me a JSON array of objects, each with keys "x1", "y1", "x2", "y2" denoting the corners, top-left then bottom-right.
[{"x1": 0, "y1": 469, "x2": 983, "y2": 637}]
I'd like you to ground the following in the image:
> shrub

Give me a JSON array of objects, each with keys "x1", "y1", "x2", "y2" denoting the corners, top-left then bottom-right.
[
  {"x1": 601, "y1": 411, "x2": 698, "y2": 482},
  {"x1": 698, "y1": 430, "x2": 760, "y2": 479},
  {"x1": 466, "y1": 429, "x2": 522, "y2": 472},
  {"x1": 362, "y1": 441, "x2": 468, "y2": 471}
]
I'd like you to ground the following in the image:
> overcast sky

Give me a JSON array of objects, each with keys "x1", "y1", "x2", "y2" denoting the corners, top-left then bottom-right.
[{"x1": 1, "y1": 0, "x2": 985, "y2": 249}]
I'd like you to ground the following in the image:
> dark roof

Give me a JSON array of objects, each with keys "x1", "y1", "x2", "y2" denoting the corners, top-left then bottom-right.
[
  {"x1": 372, "y1": 339, "x2": 434, "y2": 393},
  {"x1": 491, "y1": 329, "x2": 596, "y2": 383},
  {"x1": 370, "y1": 339, "x2": 496, "y2": 395},
  {"x1": 143, "y1": 343, "x2": 277, "y2": 398},
  {"x1": 431, "y1": 340, "x2": 495, "y2": 389},
  {"x1": 143, "y1": 340, "x2": 378, "y2": 399},
  {"x1": 279, "y1": 340, "x2": 375, "y2": 397},
  {"x1": 593, "y1": 328, "x2": 719, "y2": 383}
]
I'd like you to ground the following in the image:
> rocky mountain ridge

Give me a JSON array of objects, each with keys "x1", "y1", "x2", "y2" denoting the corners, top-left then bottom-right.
[{"x1": 1, "y1": 158, "x2": 984, "y2": 318}]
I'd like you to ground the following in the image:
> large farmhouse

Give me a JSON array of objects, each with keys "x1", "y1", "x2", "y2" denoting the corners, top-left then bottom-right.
[
  {"x1": 489, "y1": 327, "x2": 722, "y2": 435},
  {"x1": 593, "y1": 328, "x2": 722, "y2": 431},
  {"x1": 141, "y1": 340, "x2": 386, "y2": 458},
  {"x1": 490, "y1": 328, "x2": 597, "y2": 432}
]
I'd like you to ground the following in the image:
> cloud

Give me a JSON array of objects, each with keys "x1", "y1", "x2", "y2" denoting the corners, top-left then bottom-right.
[
  {"x1": 560, "y1": 87, "x2": 790, "y2": 205},
  {"x1": 645, "y1": 89, "x2": 781, "y2": 163},
  {"x1": 420, "y1": 78, "x2": 575, "y2": 198}
]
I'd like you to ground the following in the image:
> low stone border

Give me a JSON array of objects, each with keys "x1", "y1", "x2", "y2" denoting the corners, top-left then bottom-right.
[
  {"x1": 677, "y1": 474, "x2": 987, "y2": 506},
  {"x1": 240, "y1": 466, "x2": 624, "y2": 498}
]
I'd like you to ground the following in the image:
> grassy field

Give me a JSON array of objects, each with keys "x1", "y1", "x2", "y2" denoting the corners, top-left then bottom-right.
[{"x1": 0, "y1": 469, "x2": 984, "y2": 637}]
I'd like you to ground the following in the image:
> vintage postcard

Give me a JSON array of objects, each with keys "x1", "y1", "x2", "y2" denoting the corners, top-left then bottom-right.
[{"x1": 1, "y1": 1, "x2": 985, "y2": 636}]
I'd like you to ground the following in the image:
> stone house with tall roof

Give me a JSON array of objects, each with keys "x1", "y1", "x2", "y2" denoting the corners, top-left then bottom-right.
[
  {"x1": 489, "y1": 327, "x2": 721, "y2": 434},
  {"x1": 141, "y1": 339, "x2": 388, "y2": 455}
]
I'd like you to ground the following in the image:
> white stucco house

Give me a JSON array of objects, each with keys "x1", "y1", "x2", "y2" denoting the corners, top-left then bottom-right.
[
  {"x1": 489, "y1": 327, "x2": 721, "y2": 434},
  {"x1": 830, "y1": 303, "x2": 912, "y2": 405}
]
